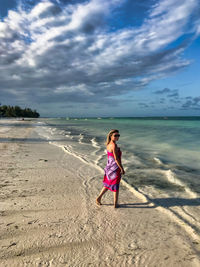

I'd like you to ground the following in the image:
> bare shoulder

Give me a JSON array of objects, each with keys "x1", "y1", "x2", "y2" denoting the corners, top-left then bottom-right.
[
  {"x1": 107, "y1": 143, "x2": 116, "y2": 152},
  {"x1": 111, "y1": 142, "x2": 117, "y2": 151}
]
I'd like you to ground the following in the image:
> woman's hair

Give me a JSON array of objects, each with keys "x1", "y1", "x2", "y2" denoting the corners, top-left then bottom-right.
[{"x1": 105, "y1": 129, "x2": 119, "y2": 146}]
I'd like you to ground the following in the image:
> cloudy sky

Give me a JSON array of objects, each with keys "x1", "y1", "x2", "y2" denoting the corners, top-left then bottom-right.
[{"x1": 0, "y1": 0, "x2": 200, "y2": 117}]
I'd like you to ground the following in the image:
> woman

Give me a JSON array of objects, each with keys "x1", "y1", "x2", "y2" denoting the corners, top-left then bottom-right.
[{"x1": 96, "y1": 129, "x2": 125, "y2": 208}]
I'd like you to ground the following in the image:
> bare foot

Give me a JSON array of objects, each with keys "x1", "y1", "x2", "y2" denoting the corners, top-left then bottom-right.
[{"x1": 96, "y1": 198, "x2": 102, "y2": 206}]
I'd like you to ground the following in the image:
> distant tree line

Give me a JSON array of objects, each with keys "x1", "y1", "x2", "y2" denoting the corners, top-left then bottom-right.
[{"x1": 0, "y1": 105, "x2": 40, "y2": 118}]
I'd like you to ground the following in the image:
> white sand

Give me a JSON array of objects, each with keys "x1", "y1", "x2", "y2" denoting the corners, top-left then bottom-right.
[{"x1": 0, "y1": 119, "x2": 200, "y2": 266}]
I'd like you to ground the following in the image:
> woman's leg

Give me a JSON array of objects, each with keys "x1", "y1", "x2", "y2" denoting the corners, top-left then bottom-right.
[
  {"x1": 113, "y1": 190, "x2": 119, "y2": 208},
  {"x1": 96, "y1": 187, "x2": 108, "y2": 205}
]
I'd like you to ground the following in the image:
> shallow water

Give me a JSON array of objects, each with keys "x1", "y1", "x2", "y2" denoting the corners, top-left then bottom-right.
[
  {"x1": 36, "y1": 117, "x2": 200, "y2": 195},
  {"x1": 35, "y1": 117, "x2": 200, "y2": 237}
]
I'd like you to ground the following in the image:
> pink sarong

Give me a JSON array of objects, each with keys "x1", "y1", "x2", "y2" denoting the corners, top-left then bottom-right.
[{"x1": 103, "y1": 150, "x2": 122, "y2": 192}]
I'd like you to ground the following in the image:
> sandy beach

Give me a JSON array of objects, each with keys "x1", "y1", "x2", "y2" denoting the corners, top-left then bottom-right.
[{"x1": 0, "y1": 119, "x2": 200, "y2": 267}]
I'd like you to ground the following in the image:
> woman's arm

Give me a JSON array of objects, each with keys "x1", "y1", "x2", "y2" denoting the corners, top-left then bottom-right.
[{"x1": 112, "y1": 144, "x2": 125, "y2": 175}]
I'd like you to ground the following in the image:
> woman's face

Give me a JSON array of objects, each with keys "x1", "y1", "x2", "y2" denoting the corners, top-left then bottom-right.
[{"x1": 111, "y1": 132, "x2": 120, "y2": 141}]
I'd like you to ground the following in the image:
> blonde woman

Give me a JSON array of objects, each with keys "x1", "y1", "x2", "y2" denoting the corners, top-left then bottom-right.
[{"x1": 96, "y1": 129, "x2": 125, "y2": 208}]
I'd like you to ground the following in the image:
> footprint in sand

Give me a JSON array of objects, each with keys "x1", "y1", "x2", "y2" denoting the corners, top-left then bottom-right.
[
  {"x1": 28, "y1": 219, "x2": 38, "y2": 224},
  {"x1": 6, "y1": 222, "x2": 14, "y2": 226},
  {"x1": 39, "y1": 159, "x2": 48, "y2": 162},
  {"x1": 7, "y1": 242, "x2": 17, "y2": 248}
]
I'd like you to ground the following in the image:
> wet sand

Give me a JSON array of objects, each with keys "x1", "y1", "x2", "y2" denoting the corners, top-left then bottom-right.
[{"x1": 0, "y1": 119, "x2": 199, "y2": 266}]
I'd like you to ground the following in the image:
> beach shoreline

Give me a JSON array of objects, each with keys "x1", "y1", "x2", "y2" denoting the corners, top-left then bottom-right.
[{"x1": 0, "y1": 119, "x2": 200, "y2": 266}]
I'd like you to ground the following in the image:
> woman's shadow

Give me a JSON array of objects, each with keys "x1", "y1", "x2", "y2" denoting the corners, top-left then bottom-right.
[{"x1": 119, "y1": 197, "x2": 200, "y2": 208}]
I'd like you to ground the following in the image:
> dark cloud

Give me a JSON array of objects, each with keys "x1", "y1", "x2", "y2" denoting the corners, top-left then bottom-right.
[
  {"x1": 167, "y1": 90, "x2": 179, "y2": 98},
  {"x1": 154, "y1": 88, "x2": 171, "y2": 94},
  {"x1": 181, "y1": 97, "x2": 200, "y2": 110},
  {"x1": 0, "y1": 0, "x2": 199, "y2": 115},
  {"x1": 182, "y1": 100, "x2": 193, "y2": 108},
  {"x1": 154, "y1": 88, "x2": 179, "y2": 99},
  {"x1": 193, "y1": 97, "x2": 200, "y2": 104}
]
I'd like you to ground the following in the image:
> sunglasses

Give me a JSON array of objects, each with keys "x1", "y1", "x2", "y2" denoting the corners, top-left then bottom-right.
[{"x1": 114, "y1": 134, "x2": 120, "y2": 137}]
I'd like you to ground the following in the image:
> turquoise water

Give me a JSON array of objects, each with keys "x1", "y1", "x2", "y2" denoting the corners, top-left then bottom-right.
[
  {"x1": 35, "y1": 116, "x2": 200, "y2": 237},
  {"x1": 36, "y1": 117, "x2": 200, "y2": 197}
]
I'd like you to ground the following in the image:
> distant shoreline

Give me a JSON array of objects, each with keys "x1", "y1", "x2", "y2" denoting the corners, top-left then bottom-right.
[{"x1": 38, "y1": 116, "x2": 200, "y2": 120}]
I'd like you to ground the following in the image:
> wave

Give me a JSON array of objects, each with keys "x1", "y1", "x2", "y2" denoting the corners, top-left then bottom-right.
[
  {"x1": 91, "y1": 137, "x2": 100, "y2": 149},
  {"x1": 65, "y1": 131, "x2": 73, "y2": 139},
  {"x1": 164, "y1": 169, "x2": 198, "y2": 198},
  {"x1": 34, "y1": 119, "x2": 200, "y2": 241},
  {"x1": 59, "y1": 143, "x2": 103, "y2": 172},
  {"x1": 153, "y1": 157, "x2": 163, "y2": 165},
  {"x1": 78, "y1": 133, "x2": 84, "y2": 144}
]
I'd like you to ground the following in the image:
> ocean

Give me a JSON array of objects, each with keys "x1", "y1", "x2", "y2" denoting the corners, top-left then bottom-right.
[{"x1": 36, "y1": 117, "x2": 200, "y2": 236}]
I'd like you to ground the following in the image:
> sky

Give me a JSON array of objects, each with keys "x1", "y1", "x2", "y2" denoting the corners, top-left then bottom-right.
[{"x1": 0, "y1": 0, "x2": 200, "y2": 117}]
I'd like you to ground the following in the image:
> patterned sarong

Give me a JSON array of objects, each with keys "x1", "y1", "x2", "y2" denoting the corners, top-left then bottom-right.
[{"x1": 103, "y1": 150, "x2": 122, "y2": 192}]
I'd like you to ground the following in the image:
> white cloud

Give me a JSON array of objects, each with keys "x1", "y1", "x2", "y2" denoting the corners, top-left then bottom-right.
[
  {"x1": 29, "y1": 1, "x2": 54, "y2": 18},
  {"x1": 0, "y1": 0, "x2": 199, "y2": 112}
]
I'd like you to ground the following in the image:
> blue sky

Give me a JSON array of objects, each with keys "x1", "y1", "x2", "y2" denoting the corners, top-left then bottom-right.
[{"x1": 0, "y1": 0, "x2": 200, "y2": 117}]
